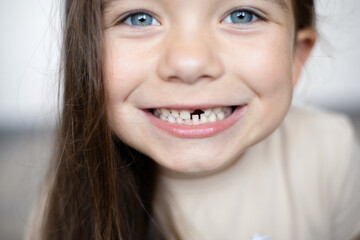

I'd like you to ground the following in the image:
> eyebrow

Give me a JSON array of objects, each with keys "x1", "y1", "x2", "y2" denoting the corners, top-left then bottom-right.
[{"x1": 267, "y1": 0, "x2": 289, "y2": 9}]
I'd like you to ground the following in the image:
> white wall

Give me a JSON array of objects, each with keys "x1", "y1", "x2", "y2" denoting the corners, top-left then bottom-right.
[
  {"x1": 1, "y1": 0, "x2": 360, "y2": 129},
  {"x1": 0, "y1": 0, "x2": 60, "y2": 129},
  {"x1": 294, "y1": 0, "x2": 360, "y2": 112}
]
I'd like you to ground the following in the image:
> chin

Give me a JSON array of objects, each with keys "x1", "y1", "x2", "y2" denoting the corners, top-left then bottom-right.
[{"x1": 141, "y1": 138, "x2": 246, "y2": 175}]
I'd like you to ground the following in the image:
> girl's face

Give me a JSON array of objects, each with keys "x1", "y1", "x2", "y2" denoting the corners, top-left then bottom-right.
[{"x1": 103, "y1": 0, "x2": 314, "y2": 174}]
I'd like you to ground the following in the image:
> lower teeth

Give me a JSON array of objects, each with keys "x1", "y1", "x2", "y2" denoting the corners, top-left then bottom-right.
[{"x1": 153, "y1": 107, "x2": 234, "y2": 125}]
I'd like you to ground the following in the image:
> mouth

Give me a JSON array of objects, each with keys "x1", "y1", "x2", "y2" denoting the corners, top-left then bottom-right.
[
  {"x1": 145, "y1": 105, "x2": 246, "y2": 138},
  {"x1": 150, "y1": 106, "x2": 236, "y2": 125}
]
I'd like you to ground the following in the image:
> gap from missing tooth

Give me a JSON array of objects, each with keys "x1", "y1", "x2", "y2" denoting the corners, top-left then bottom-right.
[{"x1": 190, "y1": 109, "x2": 204, "y2": 120}]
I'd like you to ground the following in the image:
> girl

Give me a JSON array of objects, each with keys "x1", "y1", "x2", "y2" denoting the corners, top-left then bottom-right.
[{"x1": 29, "y1": 0, "x2": 360, "y2": 239}]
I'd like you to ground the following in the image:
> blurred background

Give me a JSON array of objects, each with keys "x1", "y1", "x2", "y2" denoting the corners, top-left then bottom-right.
[{"x1": 0, "y1": 0, "x2": 359, "y2": 239}]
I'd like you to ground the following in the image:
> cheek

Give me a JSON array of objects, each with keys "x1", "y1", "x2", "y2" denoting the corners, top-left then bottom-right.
[
  {"x1": 103, "y1": 43, "x2": 141, "y2": 138},
  {"x1": 103, "y1": 39, "x2": 159, "y2": 147},
  {"x1": 104, "y1": 51, "x2": 141, "y2": 104},
  {"x1": 225, "y1": 30, "x2": 294, "y2": 137},
  {"x1": 103, "y1": 40, "x2": 156, "y2": 105},
  {"x1": 234, "y1": 36, "x2": 293, "y2": 98}
]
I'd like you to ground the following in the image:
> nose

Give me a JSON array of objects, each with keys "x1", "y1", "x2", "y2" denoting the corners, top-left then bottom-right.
[{"x1": 157, "y1": 31, "x2": 224, "y2": 84}]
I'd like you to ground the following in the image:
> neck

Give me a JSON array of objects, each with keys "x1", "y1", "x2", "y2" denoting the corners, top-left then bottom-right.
[{"x1": 153, "y1": 140, "x2": 269, "y2": 240}]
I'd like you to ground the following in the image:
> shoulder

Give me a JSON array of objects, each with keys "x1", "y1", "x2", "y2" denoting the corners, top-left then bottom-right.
[
  {"x1": 281, "y1": 105, "x2": 359, "y2": 189},
  {"x1": 280, "y1": 105, "x2": 360, "y2": 239},
  {"x1": 276, "y1": 105, "x2": 359, "y2": 190},
  {"x1": 284, "y1": 105, "x2": 355, "y2": 143},
  {"x1": 280, "y1": 105, "x2": 357, "y2": 163}
]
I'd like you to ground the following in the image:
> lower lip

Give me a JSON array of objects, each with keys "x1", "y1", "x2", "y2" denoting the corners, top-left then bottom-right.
[{"x1": 144, "y1": 105, "x2": 247, "y2": 138}]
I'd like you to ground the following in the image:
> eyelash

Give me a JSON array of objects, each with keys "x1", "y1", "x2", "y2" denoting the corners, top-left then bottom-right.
[
  {"x1": 114, "y1": 8, "x2": 266, "y2": 27},
  {"x1": 116, "y1": 10, "x2": 160, "y2": 27},
  {"x1": 223, "y1": 8, "x2": 267, "y2": 24}
]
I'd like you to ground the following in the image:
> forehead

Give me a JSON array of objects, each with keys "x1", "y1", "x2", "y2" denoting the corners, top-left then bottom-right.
[{"x1": 103, "y1": 0, "x2": 290, "y2": 11}]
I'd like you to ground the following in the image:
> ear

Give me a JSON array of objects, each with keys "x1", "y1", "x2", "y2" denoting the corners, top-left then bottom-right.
[{"x1": 292, "y1": 28, "x2": 317, "y2": 86}]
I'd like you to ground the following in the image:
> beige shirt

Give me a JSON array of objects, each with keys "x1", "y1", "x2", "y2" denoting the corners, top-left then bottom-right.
[{"x1": 156, "y1": 106, "x2": 360, "y2": 240}]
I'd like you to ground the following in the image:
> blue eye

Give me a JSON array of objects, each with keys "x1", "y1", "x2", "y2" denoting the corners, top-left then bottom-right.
[
  {"x1": 223, "y1": 10, "x2": 259, "y2": 24},
  {"x1": 123, "y1": 12, "x2": 160, "y2": 26}
]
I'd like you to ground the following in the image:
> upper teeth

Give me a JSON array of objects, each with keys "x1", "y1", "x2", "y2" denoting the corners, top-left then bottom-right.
[{"x1": 153, "y1": 107, "x2": 233, "y2": 125}]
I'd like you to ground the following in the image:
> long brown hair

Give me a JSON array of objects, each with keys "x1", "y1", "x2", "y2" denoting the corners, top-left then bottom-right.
[
  {"x1": 292, "y1": 0, "x2": 316, "y2": 31},
  {"x1": 41, "y1": 0, "x2": 160, "y2": 239},
  {"x1": 39, "y1": 0, "x2": 315, "y2": 239}
]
